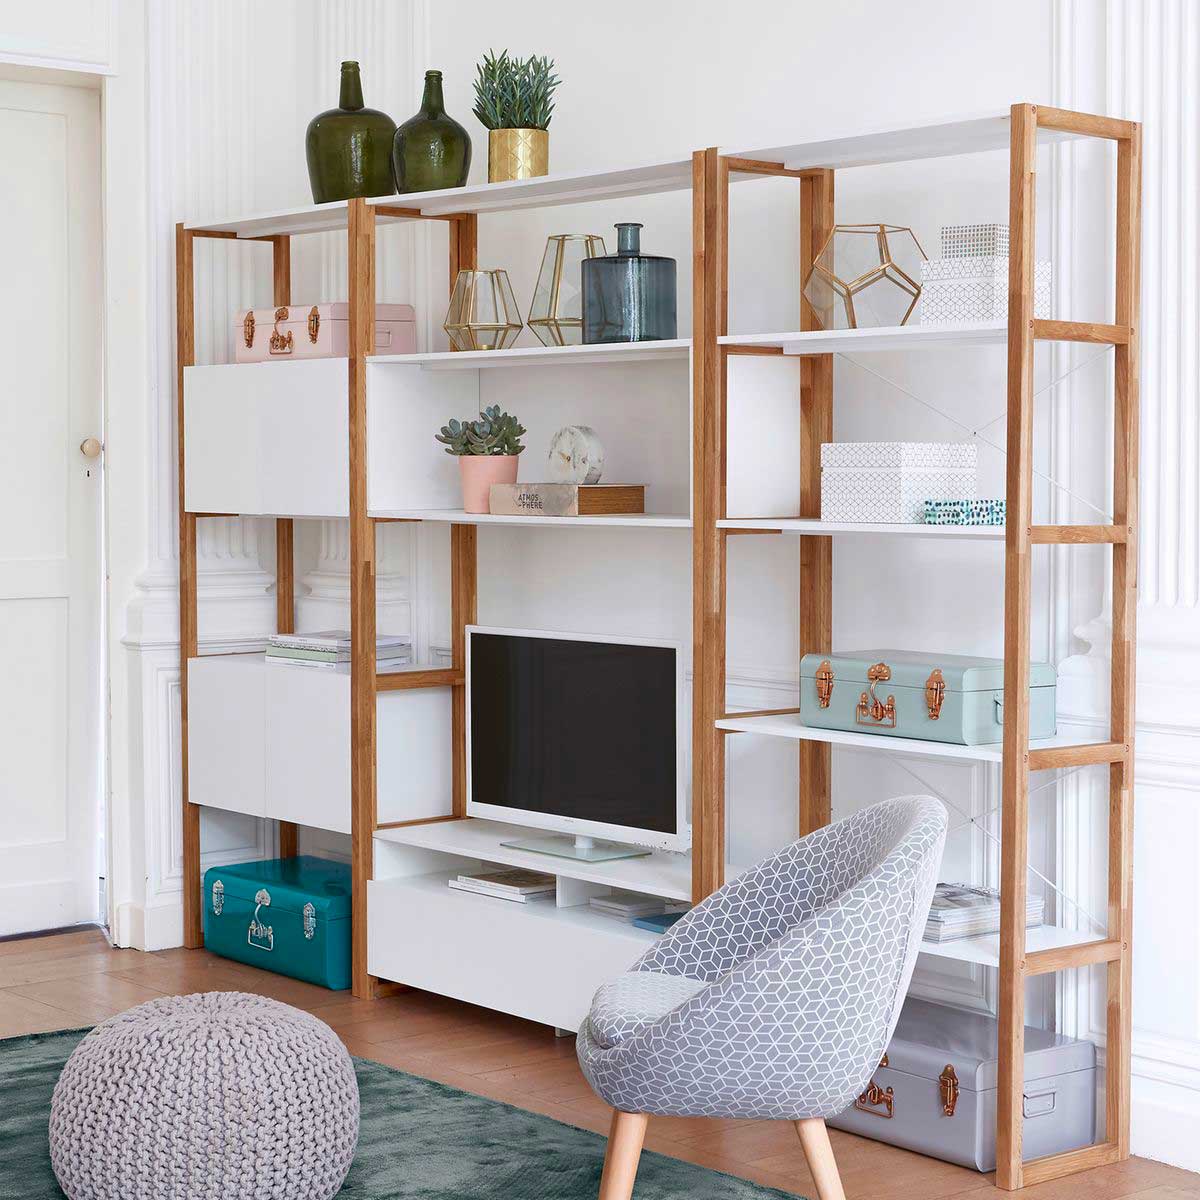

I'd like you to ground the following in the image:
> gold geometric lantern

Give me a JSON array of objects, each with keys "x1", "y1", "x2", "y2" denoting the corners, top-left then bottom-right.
[
  {"x1": 527, "y1": 234, "x2": 607, "y2": 347},
  {"x1": 802, "y1": 223, "x2": 928, "y2": 329},
  {"x1": 444, "y1": 268, "x2": 523, "y2": 351}
]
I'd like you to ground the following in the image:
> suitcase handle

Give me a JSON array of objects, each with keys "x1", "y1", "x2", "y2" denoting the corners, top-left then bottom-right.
[
  {"x1": 248, "y1": 887, "x2": 274, "y2": 952},
  {"x1": 856, "y1": 662, "x2": 897, "y2": 728},
  {"x1": 853, "y1": 1054, "x2": 894, "y2": 1119},
  {"x1": 269, "y1": 307, "x2": 294, "y2": 355},
  {"x1": 1023, "y1": 1088, "x2": 1056, "y2": 1119}
]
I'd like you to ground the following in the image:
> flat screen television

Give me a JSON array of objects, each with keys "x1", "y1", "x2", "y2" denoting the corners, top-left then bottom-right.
[{"x1": 465, "y1": 626, "x2": 689, "y2": 860}]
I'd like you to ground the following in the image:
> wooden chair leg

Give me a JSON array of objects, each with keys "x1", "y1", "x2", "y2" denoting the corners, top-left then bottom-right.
[
  {"x1": 794, "y1": 1118, "x2": 847, "y2": 1200},
  {"x1": 598, "y1": 1110, "x2": 649, "y2": 1200}
]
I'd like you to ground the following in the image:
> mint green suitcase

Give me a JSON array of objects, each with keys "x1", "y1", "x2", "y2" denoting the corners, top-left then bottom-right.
[
  {"x1": 202, "y1": 855, "x2": 351, "y2": 989},
  {"x1": 798, "y1": 649, "x2": 1056, "y2": 746}
]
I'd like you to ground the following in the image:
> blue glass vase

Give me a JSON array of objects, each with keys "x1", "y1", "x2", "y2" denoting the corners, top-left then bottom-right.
[{"x1": 581, "y1": 223, "x2": 677, "y2": 343}]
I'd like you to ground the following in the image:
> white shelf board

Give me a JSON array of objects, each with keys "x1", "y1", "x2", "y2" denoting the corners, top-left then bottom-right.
[
  {"x1": 714, "y1": 712, "x2": 1107, "y2": 765},
  {"x1": 721, "y1": 322, "x2": 1007, "y2": 355},
  {"x1": 375, "y1": 818, "x2": 694, "y2": 901},
  {"x1": 731, "y1": 111, "x2": 1080, "y2": 172},
  {"x1": 717, "y1": 518, "x2": 1004, "y2": 539},
  {"x1": 186, "y1": 157, "x2": 694, "y2": 236},
  {"x1": 186, "y1": 112, "x2": 1100, "y2": 239},
  {"x1": 370, "y1": 339, "x2": 691, "y2": 370},
  {"x1": 919, "y1": 925, "x2": 1108, "y2": 969},
  {"x1": 386, "y1": 870, "x2": 662, "y2": 940},
  {"x1": 370, "y1": 508, "x2": 691, "y2": 529}
]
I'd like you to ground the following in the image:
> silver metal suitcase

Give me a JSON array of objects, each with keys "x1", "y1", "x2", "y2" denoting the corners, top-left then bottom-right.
[{"x1": 828, "y1": 998, "x2": 1096, "y2": 1171}]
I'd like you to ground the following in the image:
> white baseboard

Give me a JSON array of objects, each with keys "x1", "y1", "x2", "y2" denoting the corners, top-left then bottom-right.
[
  {"x1": 1132, "y1": 1073, "x2": 1200, "y2": 1173},
  {"x1": 113, "y1": 898, "x2": 183, "y2": 952}
]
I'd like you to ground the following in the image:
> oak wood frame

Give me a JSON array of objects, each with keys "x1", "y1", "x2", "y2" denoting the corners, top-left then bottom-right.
[
  {"x1": 176, "y1": 209, "x2": 476, "y2": 996},
  {"x1": 697, "y1": 104, "x2": 1141, "y2": 1193},
  {"x1": 993, "y1": 102, "x2": 1141, "y2": 1190}
]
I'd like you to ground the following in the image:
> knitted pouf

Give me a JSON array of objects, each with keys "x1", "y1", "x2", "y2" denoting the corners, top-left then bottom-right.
[{"x1": 48, "y1": 991, "x2": 360, "y2": 1200}]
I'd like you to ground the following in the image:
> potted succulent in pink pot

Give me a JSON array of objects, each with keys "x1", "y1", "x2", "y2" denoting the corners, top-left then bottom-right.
[{"x1": 436, "y1": 405, "x2": 526, "y2": 513}]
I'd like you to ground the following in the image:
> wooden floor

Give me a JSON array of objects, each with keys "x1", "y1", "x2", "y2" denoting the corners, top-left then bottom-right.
[{"x1": 2, "y1": 927, "x2": 1197, "y2": 1200}]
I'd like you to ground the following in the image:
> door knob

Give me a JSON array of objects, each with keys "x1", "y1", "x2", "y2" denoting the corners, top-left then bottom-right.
[{"x1": 80, "y1": 437, "x2": 103, "y2": 458}]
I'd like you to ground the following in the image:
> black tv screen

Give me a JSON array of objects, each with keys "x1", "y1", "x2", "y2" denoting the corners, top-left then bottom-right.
[{"x1": 468, "y1": 631, "x2": 678, "y2": 835}]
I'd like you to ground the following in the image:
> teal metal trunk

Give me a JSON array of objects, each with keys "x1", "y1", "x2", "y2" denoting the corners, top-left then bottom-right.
[
  {"x1": 202, "y1": 855, "x2": 351, "y2": 989},
  {"x1": 799, "y1": 649, "x2": 1057, "y2": 746}
]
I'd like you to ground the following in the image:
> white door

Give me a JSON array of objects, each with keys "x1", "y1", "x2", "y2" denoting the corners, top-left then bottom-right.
[{"x1": 0, "y1": 79, "x2": 103, "y2": 935}]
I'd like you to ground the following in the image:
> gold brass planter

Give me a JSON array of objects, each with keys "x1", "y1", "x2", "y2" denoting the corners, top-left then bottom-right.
[
  {"x1": 488, "y1": 127, "x2": 549, "y2": 182},
  {"x1": 444, "y1": 269, "x2": 523, "y2": 351},
  {"x1": 528, "y1": 234, "x2": 606, "y2": 347}
]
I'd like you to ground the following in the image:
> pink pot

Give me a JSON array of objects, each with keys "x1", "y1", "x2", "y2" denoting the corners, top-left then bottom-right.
[{"x1": 459, "y1": 454, "x2": 520, "y2": 513}]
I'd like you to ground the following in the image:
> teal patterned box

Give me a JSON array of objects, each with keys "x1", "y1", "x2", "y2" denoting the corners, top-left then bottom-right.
[
  {"x1": 924, "y1": 498, "x2": 1006, "y2": 526},
  {"x1": 203, "y1": 855, "x2": 351, "y2": 989},
  {"x1": 799, "y1": 649, "x2": 1056, "y2": 746}
]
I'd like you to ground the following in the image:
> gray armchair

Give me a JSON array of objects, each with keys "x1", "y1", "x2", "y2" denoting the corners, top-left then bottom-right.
[{"x1": 577, "y1": 795, "x2": 947, "y2": 1200}]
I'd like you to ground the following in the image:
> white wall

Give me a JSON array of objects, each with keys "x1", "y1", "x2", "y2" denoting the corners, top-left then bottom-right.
[{"x1": 75, "y1": 0, "x2": 1200, "y2": 1174}]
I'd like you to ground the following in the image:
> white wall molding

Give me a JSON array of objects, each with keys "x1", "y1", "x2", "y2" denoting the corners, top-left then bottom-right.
[
  {"x1": 110, "y1": 0, "x2": 424, "y2": 949},
  {"x1": 1051, "y1": 0, "x2": 1200, "y2": 1169}
]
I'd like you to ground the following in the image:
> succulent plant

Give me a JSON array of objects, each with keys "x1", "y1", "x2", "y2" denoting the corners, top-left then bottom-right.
[
  {"x1": 435, "y1": 405, "x2": 526, "y2": 456},
  {"x1": 472, "y1": 50, "x2": 560, "y2": 131}
]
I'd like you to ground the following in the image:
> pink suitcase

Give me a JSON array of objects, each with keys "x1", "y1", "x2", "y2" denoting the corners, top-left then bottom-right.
[{"x1": 234, "y1": 302, "x2": 416, "y2": 362}]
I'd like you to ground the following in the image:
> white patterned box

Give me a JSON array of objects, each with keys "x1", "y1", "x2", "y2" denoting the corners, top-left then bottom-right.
[
  {"x1": 822, "y1": 467, "x2": 975, "y2": 523},
  {"x1": 821, "y1": 442, "x2": 976, "y2": 524},
  {"x1": 941, "y1": 223, "x2": 1010, "y2": 258},
  {"x1": 920, "y1": 257, "x2": 1051, "y2": 323},
  {"x1": 821, "y1": 441, "x2": 977, "y2": 470}
]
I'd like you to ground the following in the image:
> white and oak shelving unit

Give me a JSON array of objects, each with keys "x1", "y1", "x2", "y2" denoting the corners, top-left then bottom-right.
[{"x1": 177, "y1": 104, "x2": 1140, "y2": 1192}]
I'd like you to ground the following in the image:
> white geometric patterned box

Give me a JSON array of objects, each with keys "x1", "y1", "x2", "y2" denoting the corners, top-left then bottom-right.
[
  {"x1": 920, "y1": 257, "x2": 1051, "y2": 324},
  {"x1": 822, "y1": 465, "x2": 976, "y2": 524},
  {"x1": 821, "y1": 441, "x2": 977, "y2": 470}
]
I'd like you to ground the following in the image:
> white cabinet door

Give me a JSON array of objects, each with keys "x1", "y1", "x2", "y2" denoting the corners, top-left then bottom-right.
[
  {"x1": 187, "y1": 656, "x2": 267, "y2": 818},
  {"x1": 265, "y1": 663, "x2": 351, "y2": 834},
  {"x1": 0, "y1": 81, "x2": 102, "y2": 935}
]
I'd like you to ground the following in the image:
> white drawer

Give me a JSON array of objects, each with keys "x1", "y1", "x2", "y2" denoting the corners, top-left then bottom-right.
[{"x1": 368, "y1": 871, "x2": 655, "y2": 1031}]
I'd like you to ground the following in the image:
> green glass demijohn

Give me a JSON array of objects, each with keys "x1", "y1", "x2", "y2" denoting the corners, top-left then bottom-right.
[
  {"x1": 305, "y1": 61, "x2": 397, "y2": 203},
  {"x1": 393, "y1": 70, "x2": 472, "y2": 193}
]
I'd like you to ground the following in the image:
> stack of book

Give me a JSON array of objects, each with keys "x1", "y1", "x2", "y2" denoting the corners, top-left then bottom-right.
[
  {"x1": 447, "y1": 869, "x2": 555, "y2": 903},
  {"x1": 588, "y1": 891, "x2": 689, "y2": 924},
  {"x1": 265, "y1": 630, "x2": 412, "y2": 671},
  {"x1": 924, "y1": 882, "x2": 1045, "y2": 943}
]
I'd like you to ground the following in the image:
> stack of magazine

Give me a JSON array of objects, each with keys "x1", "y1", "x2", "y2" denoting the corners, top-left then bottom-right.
[
  {"x1": 924, "y1": 882, "x2": 1045, "y2": 943},
  {"x1": 588, "y1": 891, "x2": 689, "y2": 923},
  {"x1": 266, "y1": 629, "x2": 412, "y2": 671},
  {"x1": 447, "y1": 869, "x2": 555, "y2": 903}
]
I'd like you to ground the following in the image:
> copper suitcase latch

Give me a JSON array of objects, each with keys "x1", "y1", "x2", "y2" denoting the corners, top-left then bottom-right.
[
  {"x1": 242, "y1": 310, "x2": 255, "y2": 348},
  {"x1": 925, "y1": 668, "x2": 946, "y2": 720},
  {"x1": 815, "y1": 660, "x2": 835, "y2": 708},
  {"x1": 939, "y1": 1063, "x2": 959, "y2": 1116}
]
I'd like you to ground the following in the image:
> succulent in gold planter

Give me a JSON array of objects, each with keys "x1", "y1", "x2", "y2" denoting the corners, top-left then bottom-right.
[{"x1": 473, "y1": 49, "x2": 560, "y2": 183}]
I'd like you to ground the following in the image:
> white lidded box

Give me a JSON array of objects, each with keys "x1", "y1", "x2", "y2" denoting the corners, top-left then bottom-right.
[
  {"x1": 921, "y1": 257, "x2": 1051, "y2": 324},
  {"x1": 235, "y1": 302, "x2": 416, "y2": 363},
  {"x1": 821, "y1": 442, "x2": 976, "y2": 524}
]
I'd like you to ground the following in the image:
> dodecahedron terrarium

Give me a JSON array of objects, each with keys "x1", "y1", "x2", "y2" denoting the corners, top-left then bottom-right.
[{"x1": 803, "y1": 224, "x2": 928, "y2": 329}]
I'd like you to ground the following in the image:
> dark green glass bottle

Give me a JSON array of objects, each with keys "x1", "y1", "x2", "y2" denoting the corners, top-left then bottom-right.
[
  {"x1": 305, "y1": 61, "x2": 397, "y2": 203},
  {"x1": 392, "y1": 70, "x2": 472, "y2": 193}
]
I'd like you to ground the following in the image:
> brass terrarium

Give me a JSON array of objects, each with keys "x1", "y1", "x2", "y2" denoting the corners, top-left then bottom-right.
[
  {"x1": 443, "y1": 268, "x2": 523, "y2": 351},
  {"x1": 527, "y1": 234, "x2": 606, "y2": 347},
  {"x1": 802, "y1": 223, "x2": 927, "y2": 329}
]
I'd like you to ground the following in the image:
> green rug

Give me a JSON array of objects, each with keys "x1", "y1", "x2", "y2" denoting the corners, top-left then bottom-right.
[{"x1": 1, "y1": 1028, "x2": 803, "y2": 1199}]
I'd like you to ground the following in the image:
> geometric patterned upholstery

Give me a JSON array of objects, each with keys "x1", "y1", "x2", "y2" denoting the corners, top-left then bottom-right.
[
  {"x1": 577, "y1": 796, "x2": 946, "y2": 1120},
  {"x1": 587, "y1": 971, "x2": 709, "y2": 1049}
]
